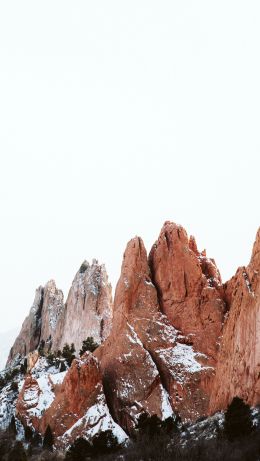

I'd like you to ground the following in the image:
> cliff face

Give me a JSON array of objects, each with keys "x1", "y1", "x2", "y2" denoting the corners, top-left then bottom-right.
[
  {"x1": 7, "y1": 260, "x2": 113, "y2": 365},
  {"x1": 210, "y1": 228, "x2": 260, "y2": 412},
  {"x1": 4, "y1": 222, "x2": 260, "y2": 449},
  {"x1": 96, "y1": 235, "x2": 215, "y2": 429},
  {"x1": 149, "y1": 222, "x2": 225, "y2": 362},
  {"x1": 55, "y1": 260, "x2": 113, "y2": 353},
  {"x1": 7, "y1": 281, "x2": 64, "y2": 364}
]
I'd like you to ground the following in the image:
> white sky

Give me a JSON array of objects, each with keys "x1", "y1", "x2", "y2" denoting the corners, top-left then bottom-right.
[{"x1": 0, "y1": 1, "x2": 259, "y2": 333}]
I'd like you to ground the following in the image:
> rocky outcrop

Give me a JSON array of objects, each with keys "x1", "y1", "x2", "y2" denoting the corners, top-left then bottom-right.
[
  {"x1": 40, "y1": 353, "x2": 102, "y2": 438},
  {"x1": 7, "y1": 281, "x2": 64, "y2": 364},
  {"x1": 210, "y1": 228, "x2": 260, "y2": 412},
  {"x1": 96, "y1": 235, "x2": 214, "y2": 429},
  {"x1": 149, "y1": 222, "x2": 225, "y2": 362},
  {"x1": 16, "y1": 354, "x2": 127, "y2": 447},
  {"x1": 55, "y1": 260, "x2": 113, "y2": 353},
  {"x1": 26, "y1": 350, "x2": 39, "y2": 372},
  {"x1": 43, "y1": 353, "x2": 127, "y2": 447},
  {"x1": 7, "y1": 260, "x2": 113, "y2": 365},
  {"x1": 6, "y1": 221, "x2": 260, "y2": 448}
]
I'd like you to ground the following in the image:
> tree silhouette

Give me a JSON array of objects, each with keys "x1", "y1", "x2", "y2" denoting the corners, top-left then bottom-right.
[
  {"x1": 80, "y1": 337, "x2": 99, "y2": 355},
  {"x1": 137, "y1": 413, "x2": 162, "y2": 438},
  {"x1": 9, "y1": 416, "x2": 17, "y2": 436},
  {"x1": 224, "y1": 396, "x2": 253, "y2": 441},
  {"x1": 62, "y1": 343, "x2": 76, "y2": 366},
  {"x1": 43, "y1": 425, "x2": 54, "y2": 451},
  {"x1": 92, "y1": 430, "x2": 120, "y2": 454},
  {"x1": 7, "y1": 441, "x2": 27, "y2": 461},
  {"x1": 65, "y1": 437, "x2": 92, "y2": 460}
]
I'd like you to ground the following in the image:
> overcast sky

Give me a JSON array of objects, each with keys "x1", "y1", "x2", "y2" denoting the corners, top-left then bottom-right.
[{"x1": 0, "y1": 1, "x2": 259, "y2": 333}]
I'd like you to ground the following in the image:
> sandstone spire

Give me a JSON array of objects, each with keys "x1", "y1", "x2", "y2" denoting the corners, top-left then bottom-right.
[
  {"x1": 7, "y1": 281, "x2": 64, "y2": 365},
  {"x1": 149, "y1": 221, "x2": 225, "y2": 361}
]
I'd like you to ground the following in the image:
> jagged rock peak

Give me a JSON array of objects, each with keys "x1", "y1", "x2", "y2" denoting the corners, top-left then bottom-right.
[
  {"x1": 96, "y1": 230, "x2": 217, "y2": 427},
  {"x1": 50, "y1": 259, "x2": 113, "y2": 353},
  {"x1": 7, "y1": 280, "x2": 64, "y2": 366},
  {"x1": 72, "y1": 258, "x2": 111, "y2": 296},
  {"x1": 6, "y1": 222, "x2": 260, "y2": 448},
  {"x1": 113, "y1": 236, "x2": 154, "y2": 313},
  {"x1": 149, "y1": 221, "x2": 225, "y2": 361},
  {"x1": 7, "y1": 258, "x2": 113, "y2": 365},
  {"x1": 120, "y1": 236, "x2": 149, "y2": 275}
]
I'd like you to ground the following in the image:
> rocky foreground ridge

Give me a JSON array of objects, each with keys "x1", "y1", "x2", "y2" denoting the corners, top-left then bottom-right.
[{"x1": 1, "y1": 221, "x2": 259, "y2": 449}]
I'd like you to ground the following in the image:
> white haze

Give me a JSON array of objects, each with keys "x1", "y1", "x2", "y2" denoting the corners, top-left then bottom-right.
[{"x1": 0, "y1": 1, "x2": 259, "y2": 334}]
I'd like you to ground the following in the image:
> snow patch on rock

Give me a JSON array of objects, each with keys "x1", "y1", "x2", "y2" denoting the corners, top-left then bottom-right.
[
  {"x1": 156, "y1": 343, "x2": 212, "y2": 384},
  {"x1": 160, "y1": 385, "x2": 174, "y2": 420},
  {"x1": 59, "y1": 393, "x2": 128, "y2": 446}
]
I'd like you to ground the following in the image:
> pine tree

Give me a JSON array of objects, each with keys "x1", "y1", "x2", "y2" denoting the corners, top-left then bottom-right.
[
  {"x1": 9, "y1": 415, "x2": 17, "y2": 436},
  {"x1": 7, "y1": 442, "x2": 27, "y2": 461},
  {"x1": 65, "y1": 437, "x2": 92, "y2": 460},
  {"x1": 224, "y1": 396, "x2": 253, "y2": 441},
  {"x1": 79, "y1": 337, "x2": 99, "y2": 355},
  {"x1": 46, "y1": 352, "x2": 55, "y2": 367},
  {"x1": 62, "y1": 343, "x2": 76, "y2": 366},
  {"x1": 92, "y1": 430, "x2": 119, "y2": 454},
  {"x1": 24, "y1": 425, "x2": 33, "y2": 442},
  {"x1": 137, "y1": 413, "x2": 162, "y2": 438},
  {"x1": 43, "y1": 425, "x2": 54, "y2": 451}
]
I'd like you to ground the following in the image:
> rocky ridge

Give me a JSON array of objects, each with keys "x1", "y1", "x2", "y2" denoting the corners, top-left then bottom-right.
[
  {"x1": 7, "y1": 260, "x2": 113, "y2": 364},
  {"x1": 2, "y1": 222, "x2": 260, "y2": 450}
]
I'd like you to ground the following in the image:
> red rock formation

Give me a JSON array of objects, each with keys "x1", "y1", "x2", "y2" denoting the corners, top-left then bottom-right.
[
  {"x1": 40, "y1": 353, "x2": 103, "y2": 438},
  {"x1": 210, "y1": 228, "x2": 260, "y2": 412},
  {"x1": 16, "y1": 358, "x2": 66, "y2": 433},
  {"x1": 16, "y1": 354, "x2": 127, "y2": 447},
  {"x1": 96, "y1": 235, "x2": 214, "y2": 428},
  {"x1": 10, "y1": 222, "x2": 260, "y2": 448},
  {"x1": 16, "y1": 375, "x2": 41, "y2": 430},
  {"x1": 149, "y1": 222, "x2": 225, "y2": 362}
]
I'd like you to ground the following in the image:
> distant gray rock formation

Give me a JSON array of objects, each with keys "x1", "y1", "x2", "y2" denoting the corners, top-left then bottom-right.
[{"x1": 7, "y1": 260, "x2": 113, "y2": 365}]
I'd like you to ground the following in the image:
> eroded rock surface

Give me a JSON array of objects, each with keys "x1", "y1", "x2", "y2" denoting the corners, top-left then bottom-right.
[
  {"x1": 149, "y1": 222, "x2": 225, "y2": 362},
  {"x1": 210, "y1": 228, "x2": 260, "y2": 412},
  {"x1": 56, "y1": 260, "x2": 113, "y2": 353},
  {"x1": 96, "y1": 236, "x2": 214, "y2": 428},
  {"x1": 5, "y1": 222, "x2": 260, "y2": 448},
  {"x1": 7, "y1": 281, "x2": 64, "y2": 365},
  {"x1": 7, "y1": 260, "x2": 113, "y2": 364},
  {"x1": 16, "y1": 354, "x2": 127, "y2": 447}
]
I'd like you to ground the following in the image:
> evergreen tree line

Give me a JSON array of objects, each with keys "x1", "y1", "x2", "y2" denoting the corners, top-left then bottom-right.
[
  {"x1": 0, "y1": 396, "x2": 259, "y2": 460},
  {"x1": 39, "y1": 336, "x2": 99, "y2": 369}
]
